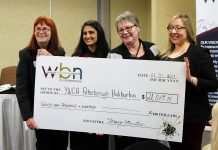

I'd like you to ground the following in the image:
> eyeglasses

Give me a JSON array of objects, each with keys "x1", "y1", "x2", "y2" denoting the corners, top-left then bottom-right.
[
  {"x1": 35, "y1": 27, "x2": 51, "y2": 33},
  {"x1": 167, "y1": 26, "x2": 186, "y2": 32},
  {"x1": 118, "y1": 25, "x2": 136, "y2": 34}
]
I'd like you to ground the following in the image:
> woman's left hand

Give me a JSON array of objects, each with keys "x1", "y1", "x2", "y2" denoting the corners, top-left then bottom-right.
[
  {"x1": 96, "y1": 133, "x2": 104, "y2": 136},
  {"x1": 184, "y1": 57, "x2": 192, "y2": 82},
  {"x1": 184, "y1": 57, "x2": 198, "y2": 86},
  {"x1": 88, "y1": 132, "x2": 104, "y2": 136}
]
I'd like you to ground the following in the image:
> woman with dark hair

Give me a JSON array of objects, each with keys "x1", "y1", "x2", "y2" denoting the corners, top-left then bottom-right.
[
  {"x1": 16, "y1": 16, "x2": 68, "y2": 150},
  {"x1": 70, "y1": 20, "x2": 109, "y2": 150},
  {"x1": 203, "y1": 102, "x2": 218, "y2": 150},
  {"x1": 71, "y1": 20, "x2": 109, "y2": 58}
]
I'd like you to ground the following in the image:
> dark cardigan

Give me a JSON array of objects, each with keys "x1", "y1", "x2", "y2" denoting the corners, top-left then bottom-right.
[{"x1": 162, "y1": 43, "x2": 218, "y2": 123}]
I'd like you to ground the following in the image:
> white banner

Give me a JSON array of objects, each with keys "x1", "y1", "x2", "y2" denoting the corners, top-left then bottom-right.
[
  {"x1": 196, "y1": 0, "x2": 218, "y2": 36},
  {"x1": 34, "y1": 56, "x2": 185, "y2": 142},
  {"x1": 196, "y1": 0, "x2": 218, "y2": 106}
]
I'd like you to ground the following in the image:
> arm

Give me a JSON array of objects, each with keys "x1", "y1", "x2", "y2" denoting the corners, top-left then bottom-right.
[
  {"x1": 107, "y1": 53, "x2": 123, "y2": 59},
  {"x1": 197, "y1": 48, "x2": 218, "y2": 91},
  {"x1": 187, "y1": 48, "x2": 218, "y2": 91},
  {"x1": 107, "y1": 46, "x2": 123, "y2": 59},
  {"x1": 16, "y1": 50, "x2": 34, "y2": 121}
]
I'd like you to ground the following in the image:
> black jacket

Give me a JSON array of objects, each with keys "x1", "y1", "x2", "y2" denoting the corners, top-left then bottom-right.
[
  {"x1": 184, "y1": 43, "x2": 217, "y2": 123},
  {"x1": 16, "y1": 47, "x2": 65, "y2": 121},
  {"x1": 162, "y1": 43, "x2": 218, "y2": 123}
]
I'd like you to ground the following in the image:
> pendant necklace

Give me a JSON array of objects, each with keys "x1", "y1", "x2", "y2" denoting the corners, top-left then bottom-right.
[{"x1": 129, "y1": 41, "x2": 141, "y2": 58}]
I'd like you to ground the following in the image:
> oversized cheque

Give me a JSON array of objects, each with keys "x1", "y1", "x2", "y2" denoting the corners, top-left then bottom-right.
[{"x1": 34, "y1": 56, "x2": 185, "y2": 142}]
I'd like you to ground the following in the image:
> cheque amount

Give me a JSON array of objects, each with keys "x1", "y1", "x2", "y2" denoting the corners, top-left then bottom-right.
[{"x1": 142, "y1": 92, "x2": 178, "y2": 104}]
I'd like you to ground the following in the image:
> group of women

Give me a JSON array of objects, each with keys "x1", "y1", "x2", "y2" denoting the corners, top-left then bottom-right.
[{"x1": 16, "y1": 11, "x2": 218, "y2": 150}]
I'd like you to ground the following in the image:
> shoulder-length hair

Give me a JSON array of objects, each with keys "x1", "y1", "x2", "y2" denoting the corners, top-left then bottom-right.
[
  {"x1": 72, "y1": 20, "x2": 110, "y2": 58},
  {"x1": 211, "y1": 102, "x2": 218, "y2": 150},
  {"x1": 27, "y1": 16, "x2": 60, "y2": 56},
  {"x1": 160, "y1": 14, "x2": 195, "y2": 58}
]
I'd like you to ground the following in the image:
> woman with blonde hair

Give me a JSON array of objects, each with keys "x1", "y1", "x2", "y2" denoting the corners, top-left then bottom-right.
[
  {"x1": 203, "y1": 102, "x2": 218, "y2": 150},
  {"x1": 159, "y1": 14, "x2": 218, "y2": 150},
  {"x1": 211, "y1": 102, "x2": 218, "y2": 150}
]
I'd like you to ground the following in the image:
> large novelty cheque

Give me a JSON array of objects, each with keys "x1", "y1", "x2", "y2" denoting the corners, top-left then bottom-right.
[{"x1": 34, "y1": 56, "x2": 185, "y2": 142}]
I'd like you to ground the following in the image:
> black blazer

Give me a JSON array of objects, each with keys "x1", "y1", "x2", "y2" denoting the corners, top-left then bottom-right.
[
  {"x1": 180, "y1": 43, "x2": 217, "y2": 123},
  {"x1": 16, "y1": 47, "x2": 65, "y2": 121}
]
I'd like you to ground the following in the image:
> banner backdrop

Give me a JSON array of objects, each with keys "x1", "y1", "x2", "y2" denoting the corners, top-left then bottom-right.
[{"x1": 196, "y1": 0, "x2": 218, "y2": 106}]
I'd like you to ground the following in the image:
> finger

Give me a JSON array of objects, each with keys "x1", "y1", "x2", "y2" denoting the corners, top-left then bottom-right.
[
  {"x1": 27, "y1": 124, "x2": 33, "y2": 129},
  {"x1": 37, "y1": 49, "x2": 42, "y2": 55}
]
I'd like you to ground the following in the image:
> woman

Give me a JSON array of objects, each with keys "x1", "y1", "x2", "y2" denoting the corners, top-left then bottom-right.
[
  {"x1": 108, "y1": 11, "x2": 159, "y2": 60},
  {"x1": 70, "y1": 20, "x2": 109, "y2": 150},
  {"x1": 16, "y1": 16, "x2": 68, "y2": 150},
  {"x1": 203, "y1": 102, "x2": 218, "y2": 150},
  {"x1": 159, "y1": 14, "x2": 218, "y2": 150},
  {"x1": 71, "y1": 20, "x2": 109, "y2": 58},
  {"x1": 107, "y1": 11, "x2": 159, "y2": 150}
]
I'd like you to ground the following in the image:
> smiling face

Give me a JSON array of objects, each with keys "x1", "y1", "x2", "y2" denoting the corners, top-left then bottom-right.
[
  {"x1": 34, "y1": 22, "x2": 51, "y2": 48},
  {"x1": 82, "y1": 25, "x2": 98, "y2": 50},
  {"x1": 117, "y1": 20, "x2": 140, "y2": 46},
  {"x1": 168, "y1": 18, "x2": 188, "y2": 46}
]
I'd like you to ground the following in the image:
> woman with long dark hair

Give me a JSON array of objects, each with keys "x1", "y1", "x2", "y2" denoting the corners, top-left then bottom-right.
[
  {"x1": 72, "y1": 20, "x2": 109, "y2": 58},
  {"x1": 70, "y1": 20, "x2": 110, "y2": 150}
]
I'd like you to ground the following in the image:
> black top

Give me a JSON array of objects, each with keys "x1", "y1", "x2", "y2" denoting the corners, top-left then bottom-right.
[
  {"x1": 160, "y1": 43, "x2": 218, "y2": 123},
  {"x1": 108, "y1": 39, "x2": 159, "y2": 60},
  {"x1": 16, "y1": 47, "x2": 65, "y2": 121},
  {"x1": 77, "y1": 48, "x2": 96, "y2": 57}
]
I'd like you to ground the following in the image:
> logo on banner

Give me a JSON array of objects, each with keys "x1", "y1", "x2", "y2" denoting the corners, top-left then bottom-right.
[
  {"x1": 41, "y1": 63, "x2": 82, "y2": 82},
  {"x1": 204, "y1": 0, "x2": 216, "y2": 3}
]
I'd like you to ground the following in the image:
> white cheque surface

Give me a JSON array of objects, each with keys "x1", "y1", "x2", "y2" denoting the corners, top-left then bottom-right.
[{"x1": 34, "y1": 56, "x2": 186, "y2": 142}]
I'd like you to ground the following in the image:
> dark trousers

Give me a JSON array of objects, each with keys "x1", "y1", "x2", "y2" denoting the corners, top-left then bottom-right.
[
  {"x1": 169, "y1": 122, "x2": 206, "y2": 150},
  {"x1": 35, "y1": 129, "x2": 69, "y2": 150},
  {"x1": 70, "y1": 131, "x2": 109, "y2": 150},
  {"x1": 115, "y1": 136, "x2": 147, "y2": 150}
]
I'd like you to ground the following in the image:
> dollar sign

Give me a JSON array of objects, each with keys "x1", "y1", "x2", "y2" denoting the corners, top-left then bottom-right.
[{"x1": 142, "y1": 94, "x2": 145, "y2": 99}]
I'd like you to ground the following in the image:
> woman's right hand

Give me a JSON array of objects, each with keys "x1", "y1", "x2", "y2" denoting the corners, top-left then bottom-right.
[
  {"x1": 37, "y1": 49, "x2": 52, "y2": 56},
  {"x1": 26, "y1": 118, "x2": 38, "y2": 130},
  {"x1": 208, "y1": 119, "x2": 213, "y2": 126}
]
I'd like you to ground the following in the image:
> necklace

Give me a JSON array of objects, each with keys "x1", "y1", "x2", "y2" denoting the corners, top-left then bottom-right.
[
  {"x1": 129, "y1": 41, "x2": 141, "y2": 58},
  {"x1": 165, "y1": 56, "x2": 169, "y2": 61}
]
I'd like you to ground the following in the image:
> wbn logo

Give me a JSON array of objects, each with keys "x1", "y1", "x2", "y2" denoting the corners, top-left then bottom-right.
[{"x1": 41, "y1": 63, "x2": 82, "y2": 80}]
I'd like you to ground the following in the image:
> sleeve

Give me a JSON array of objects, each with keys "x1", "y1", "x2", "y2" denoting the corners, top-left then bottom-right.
[
  {"x1": 107, "y1": 46, "x2": 123, "y2": 59},
  {"x1": 149, "y1": 44, "x2": 160, "y2": 57},
  {"x1": 59, "y1": 47, "x2": 66, "y2": 56},
  {"x1": 107, "y1": 53, "x2": 123, "y2": 59},
  {"x1": 196, "y1": 48, "x2": 218, "y2": 91},
  {"x1": 16, "y1": 50, "x2": 33, "y2": 121}
]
